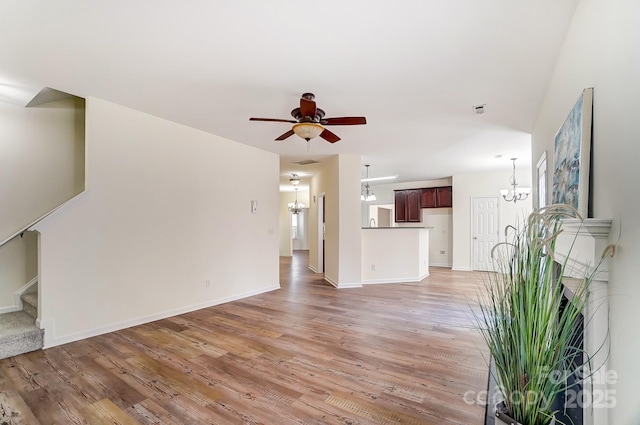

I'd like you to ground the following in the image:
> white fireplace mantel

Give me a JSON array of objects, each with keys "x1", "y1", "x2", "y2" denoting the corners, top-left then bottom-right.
[
  {"x1": 555, "y1": 218, "x2": 613, "y2": 281},
  {"x1": 555, "y1": 218, "x2": 613, "y2": 425}
]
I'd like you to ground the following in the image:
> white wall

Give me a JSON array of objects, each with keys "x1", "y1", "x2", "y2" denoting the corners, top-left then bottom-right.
[
  {"x1": 0, "y1": 97, "x2": 85, "y2": 242},
  {"x1": 361, "y1": 228, "x2": 429, "y2": 283},
  {"x1": 308, "y1": 155, "x2": 362, "y2": 287},
  {"x1": 531, "y1": 1, "x2": 640, "y2": 421},
  {"x1": 420, "y1": 208, "x2": 453, "y2": 267},
  {"x1": 0, "y1": 232, "x2": 37, "y2": 311},
  {"x1": 0, "y1": 95, "x2": 84, "y2": 308},
  {"x1": 337, "y1": 155, "x2": 363, "y2": 287},
  {"x1": 452, "y1": 169, "x2": 532, "y2": 271},
  {"x1": 33, "y1": 97, "x2": 280, "y2": 348}
]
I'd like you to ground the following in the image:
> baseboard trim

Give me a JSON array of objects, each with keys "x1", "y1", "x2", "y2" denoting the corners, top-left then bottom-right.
[
  {"x1": 362, "y1": 271, "x2": 429, "y2": 285},
  {"x1": 451, "y1": 266, "x2": 472, "y2": 271},
  {"x1": 42, "y1": 283, "x2": 281, "y2": 349},
  {"x1": 308, "y1": 265, "x2": 319, "y2": 273},
  {"x1": 0, "y1": 305, "x2": 21, "y2": 314},
  {"x1": 337, "y1": 282, "x2": 363, "y2": 289},
  {"x1": 324, "y1": 275, "x2": 338, "y2": 288},
  {"x1": 323, "y1": 274, "x2": 362, "y2": 288},
  {"x1": 430, "y1": 263, "x2": 452, "y2": 268}
]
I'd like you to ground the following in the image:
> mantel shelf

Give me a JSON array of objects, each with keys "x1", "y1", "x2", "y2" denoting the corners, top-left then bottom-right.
[{"x1": 560, "y1": 218, "x2": 613, "y2": 237}]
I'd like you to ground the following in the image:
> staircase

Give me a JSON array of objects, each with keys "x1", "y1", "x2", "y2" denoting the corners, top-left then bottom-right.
[{"x1": 0, "y1": 288, "x2": 43, "y2": 359}]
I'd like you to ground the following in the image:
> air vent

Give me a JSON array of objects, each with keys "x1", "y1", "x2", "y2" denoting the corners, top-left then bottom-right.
[
  {"x1": 295, "y1": 159, "x2": 319, "y2": 166},
  {"x1": 473, "y1": 104, "x2": 486, "y2": 115}
]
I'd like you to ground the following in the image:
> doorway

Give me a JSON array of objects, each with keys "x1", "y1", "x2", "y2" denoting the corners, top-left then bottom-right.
[
  {"x1": 291, "y1": 208, "x2": 309, "y2": 250},
  {"x1": 472, "y1": 196, "x2": 499, "y2": 271}
]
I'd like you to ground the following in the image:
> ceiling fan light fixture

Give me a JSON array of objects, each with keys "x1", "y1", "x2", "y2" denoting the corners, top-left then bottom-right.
[
  {"x1": 292, "y1": 123, "x2": 324, "y2": 141},
  {"x1": 289, "y1": 173, "x2": 301, "y2": 186}
]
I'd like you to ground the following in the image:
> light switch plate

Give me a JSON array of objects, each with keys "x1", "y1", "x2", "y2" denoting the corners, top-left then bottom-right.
[{"x1": 251, "y1": 200, "x2": 257, "y2": 213}]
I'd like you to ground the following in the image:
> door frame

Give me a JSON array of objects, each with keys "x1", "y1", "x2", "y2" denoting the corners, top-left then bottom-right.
[
  {"x1": 471, "y1": 196, "x2": 500, "y2": 271},
  {"x1": 316, "y1": 193, "x2": 325, "y2": 273}
]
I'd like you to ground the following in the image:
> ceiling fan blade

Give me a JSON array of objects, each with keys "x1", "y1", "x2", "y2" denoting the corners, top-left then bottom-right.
[
  {"x1": 275, "y1": 129, "x2": 295, "y2": 141},
  {"x1": 322, "y1": 117, "x2": 367, "y2": 126},
  {"x1": 320, "y1": 129, "x2": 341, "y2": 143},
  {"x1": 250, "y1": 117, "x2": 297, "y2": 123},
  {"x1": 300, "y1": 98, "x2": 317, "y2": 119}
]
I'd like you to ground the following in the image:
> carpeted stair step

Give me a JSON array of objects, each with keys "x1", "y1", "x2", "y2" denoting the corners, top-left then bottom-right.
[
  {"x1": 20, "y1": 291, "x2": 38, "y2": 319},
  {"x1": 0, "y1": 311, "x2": 44, "y2": 359}
]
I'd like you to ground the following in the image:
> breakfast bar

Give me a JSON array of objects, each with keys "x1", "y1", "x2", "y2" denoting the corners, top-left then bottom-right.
[{"x1": 361, "y1": 227, "x2": 430, "y2": 284}]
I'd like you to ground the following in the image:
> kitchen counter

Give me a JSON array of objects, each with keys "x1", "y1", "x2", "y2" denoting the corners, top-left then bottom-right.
[{"x1": 361, "y1": 227, "x2": 429, "y2": 284}]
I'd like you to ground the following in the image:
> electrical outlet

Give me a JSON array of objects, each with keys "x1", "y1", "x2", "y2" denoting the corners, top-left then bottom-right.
[
  {"x1": 205, "y1": 280, "x2": 210, "y2": 288},
  {"x1": 440, "y1": 249, "x2": 446, "y2": 254},
  {"x1": 371, "y1": 264, "x2": 376, "y2": 271}
]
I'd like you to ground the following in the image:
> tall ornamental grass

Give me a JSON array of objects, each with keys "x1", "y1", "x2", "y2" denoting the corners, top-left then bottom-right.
[{"x1": 476, "y1": 205, "x2": 614, "y2": 425}]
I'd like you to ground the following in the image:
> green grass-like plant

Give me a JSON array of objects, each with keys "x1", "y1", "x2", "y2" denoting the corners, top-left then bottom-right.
[{"x1": 476, "y1": 205, "x2": 614, "y2": 425}]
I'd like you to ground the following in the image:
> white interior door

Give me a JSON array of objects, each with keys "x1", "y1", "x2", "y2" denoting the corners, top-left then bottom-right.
[{"x1": 472, "y1": 197, "x2": 499, "y2": 271}]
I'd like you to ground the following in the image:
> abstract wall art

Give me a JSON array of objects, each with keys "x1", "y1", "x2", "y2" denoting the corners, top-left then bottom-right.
[{"x1": 552, "y1": 88, "x2": 593, "y2": 218}]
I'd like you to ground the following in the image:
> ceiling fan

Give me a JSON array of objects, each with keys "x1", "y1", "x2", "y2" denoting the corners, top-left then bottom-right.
[{"x1": 249, "y1": 92, "x2": 366, "y2": 143}]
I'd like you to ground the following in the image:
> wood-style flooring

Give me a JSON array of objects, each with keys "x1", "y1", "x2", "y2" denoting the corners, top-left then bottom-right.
[{"x1": 0, "y1": 251, "x2": 490, "y2": 424}]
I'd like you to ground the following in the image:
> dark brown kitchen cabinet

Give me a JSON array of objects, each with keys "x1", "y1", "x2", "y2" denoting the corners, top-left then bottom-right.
[
  {"x1": 421, "y1": 186, "x2": 452, "y2": 208},
  {"x1": 396, "y1": 186, "x2": 453, "y2": 222},
  {"x1": 421, "y1": 188, "x2": 437, "y2": 208},
  {"x1": 394, "y1": 190, "x2": 407, "y2": 222},
  {"x1": 394, "y1": 189, "x2": 422, "y2": 222},
  {"x1": 436, "y1": 186, "x2": 452, "y2": 207}
]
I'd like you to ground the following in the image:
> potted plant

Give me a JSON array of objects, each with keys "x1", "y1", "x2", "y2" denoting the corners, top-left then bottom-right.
[{"x1": 475, "y1": 205, "x2": 614, "y2": 425}]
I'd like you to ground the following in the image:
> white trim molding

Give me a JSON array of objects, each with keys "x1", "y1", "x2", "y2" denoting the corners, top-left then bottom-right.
[
  {"x1": 451, "y1": 266, "x2": 472, "y2": 272},
  {"x1": 324, "y1": 275, "x2": 362, "y2": 289},
  {"x1": 556, "y1": 218, "x2": 612, "y2": 425},
  {"x1": 42, "y1": 284, "x2": 280, "y2": 349},
  {"x1": 362, "y1": 271, "x2": 429, "y2": 285}
]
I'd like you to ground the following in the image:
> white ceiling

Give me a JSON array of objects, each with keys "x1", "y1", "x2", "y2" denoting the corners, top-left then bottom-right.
[{"x1": 0, "y1": 1, "x2": 578, "y2": 190}]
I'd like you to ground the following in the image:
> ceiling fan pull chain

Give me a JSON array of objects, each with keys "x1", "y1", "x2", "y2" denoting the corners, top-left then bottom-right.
[{"x1": 307, "y1": 140, "x2": 310, "y2": 152}]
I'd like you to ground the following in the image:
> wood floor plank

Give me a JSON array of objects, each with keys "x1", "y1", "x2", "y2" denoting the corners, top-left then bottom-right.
[
  {"x1": 0, "y1": 252, "x2": 490, "y2": 424},
  {"x1": 0, "y1": 389, "x2": 41, "y2": 425},
  {"x1": 82, "y1": 398, "x2": 141, "y2": 425},
  {"x1": 126, "y1": 398, "x2": 179, "y2": 425}
]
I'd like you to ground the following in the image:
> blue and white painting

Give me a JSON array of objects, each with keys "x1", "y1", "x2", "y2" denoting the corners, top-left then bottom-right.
[{"x1": 552, "y1": 93, "x2": 585, "y2": 213}]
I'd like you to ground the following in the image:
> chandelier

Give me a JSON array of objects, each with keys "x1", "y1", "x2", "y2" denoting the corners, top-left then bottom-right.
[
  {"x1": 500, "y1": 158, "x2": 531, "y2": 203},
  {"x1": 361, "y1": 164, "x2": 377, "y2": 201},
  {"x1": 288, "y1": 187, "x2": 305, "y2": 214}
]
